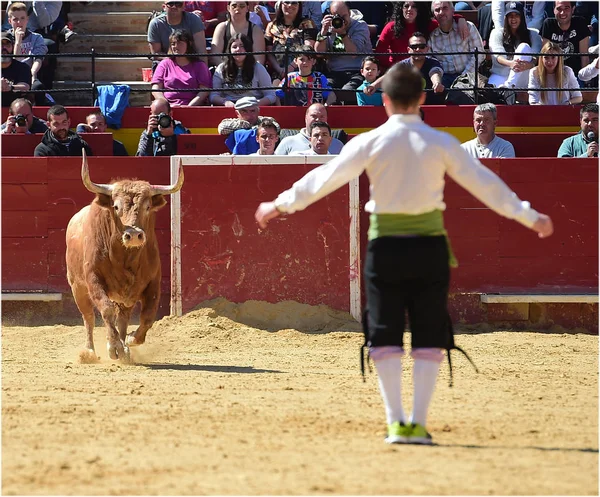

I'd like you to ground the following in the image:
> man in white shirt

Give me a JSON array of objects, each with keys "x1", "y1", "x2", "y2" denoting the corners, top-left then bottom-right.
[
  {"x1": 255, "y1": 64, "x2": 553, "y2": 446},
  {"x1": 291, "y1": 121, "x2": 334, "y2": 156},
  {"x1": 461, "y1": 103, "x2": 516, "y2": 158},
  {"x1": 275, "y1": 103, "x2": 344, "y2": 155}
]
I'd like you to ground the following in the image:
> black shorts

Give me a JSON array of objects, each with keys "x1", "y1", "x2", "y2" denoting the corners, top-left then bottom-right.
[{"x1": 363, "y1": 235, "x2": 453, "y2": 350}]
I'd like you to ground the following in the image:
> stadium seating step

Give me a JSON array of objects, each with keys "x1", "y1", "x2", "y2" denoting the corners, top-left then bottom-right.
[
  {"x1": 52, "y1": 81, "x2": 151, "y2": 107},
  {"x1": 56, "y1": 57, "x2": 151, "y2": 83},
  {"x1": 65, "y1": 34, "x2": 150, "y2": 55},
  {"x1": 70, "y1": 1, "x2": 158, "y2": 13},
  {"x1": 69, "y1": 12, "x2": 151, "y2": 34}
]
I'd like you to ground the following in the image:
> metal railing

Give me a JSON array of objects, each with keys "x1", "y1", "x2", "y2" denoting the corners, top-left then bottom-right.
[{"x1": 3, "y1": 47, "x2": 598, "y2": 105}]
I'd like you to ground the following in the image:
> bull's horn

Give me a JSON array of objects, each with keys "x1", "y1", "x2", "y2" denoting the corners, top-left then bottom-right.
[
  {"x1": 150, "y1": 159, "x2": 184, "y2": 195},
  {"x1": 81, "y1": 150, "x2": 114, "y2": 195}
]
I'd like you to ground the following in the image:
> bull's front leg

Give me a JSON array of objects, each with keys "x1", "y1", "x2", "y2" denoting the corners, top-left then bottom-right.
[
  {"x1": 87, "y1": 272, "x2": 126, "y2": 360},
  {"x1": 126, "y1": 278, "x2": 160, "y2": 347}
]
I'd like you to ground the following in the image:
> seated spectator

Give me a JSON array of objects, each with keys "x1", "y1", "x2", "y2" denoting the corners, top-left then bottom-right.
[
  {"x1": 136, "y1": 98, "x2": 190, "y2": 157},
  {"x1": 249, "y1": 1, "x2": 272, "y2": 30},
  {"x1": 220, "y1": 96, "x2": 278, "y2": 154},
  {"x1": 314, "y1": 1, "x2": 372, "y2": 105},
  {"x1": 578, "y1": 54, "x2": 600, "y2": 103},
  {"x1": 1, "y1": 97, "x2": 47, "y2": 134},
  {"x1": 428, "y1": 1, "x2": 485, "y2": 88},
  {"x1": 276, "y1": 45, "x2": 333, "y2": 106},
  {"x1": 76, "y1": 111, "x2": 128, "y2": 156},
  {"x1": 34, "y1": 104, "x2": 92, "y2": 156},
  {"x1": 541, "y1": 1, "x2": 589, "y2": 80},
  {"x1": 210, "y1": 33, "x2": 276, "y2": 106},
  {"x1": 528, "y1": 41, "x2": 583, "y2": 104},
  {"x1": 356, "y1": 56, "x2": 383, "y2": 106},
  {"x1": 276, "y1": 103, "x2": 344, "y2": 155},
  {"x1": 557, "y1": 102, "x2": 598, "y2": 157},
  {"x1": 6, "y1": 2, "x2": 49, "y2": 105},
  {"x1": 290, "y1": 120, "x2": 335, "y2": 155},
  {"x1": 249, "y1": 117, "x2": 280, "y2": 155},
  {"x1": 210, "y1": 1, "x2": 266, "y2": 66},
  {"x1": 488, "y1": 1, "x2": 547, "y2": 34},
  {"x1": 461, "y1": 103, "x2": 516, "y2": 158},
  {"x1": 152, "y1": 29, "x2": 211, "y2": 107},
  {"x1": 148, "y1": 1, "x2": 207, "y2": 70},
  {"x1": 376, "y1": 2, "x2": 468, "y2": 71},
  {"x1": 489, "y1": 2, "x2": 542, "y2": 89},
  {"x1": 183, "y1": 1, "x2": 227, "y2": 37},
  {"x1": 1, "y1": 32, "x2": 31, "y2": 108},
  {"x1": 264, "y1": 1, "x2": 317, "y2": 80}
]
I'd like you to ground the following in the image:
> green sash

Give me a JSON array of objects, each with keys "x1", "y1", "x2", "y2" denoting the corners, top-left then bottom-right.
[{"x1": 368, "y1": 210, "x2": 458, "y2": 268}]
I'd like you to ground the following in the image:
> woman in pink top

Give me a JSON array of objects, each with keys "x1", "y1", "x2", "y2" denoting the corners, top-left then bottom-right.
[
  {"x1": 375, "y1": 1, "x2": 468, "y2": 71},
  {"x1": 151, "y1": 29, "x2": 212, "y2": 107}
]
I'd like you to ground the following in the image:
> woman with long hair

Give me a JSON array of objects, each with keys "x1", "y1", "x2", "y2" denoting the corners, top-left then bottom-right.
[
  {"x1": 151, "y1": 29, "x2": 212, "y2": 106},
  {"x1": 210, "y1": 33, "x2": 276, "y2": 106},
  {"x1": 210, "y1": 1, "x2": 266, "y2": 66},
  {"x1": 264, "y1": 1, "x2": 317, "y2": 79},
  {"x1": 488, "y1": 1, "x2": 541, "y2": 89},
  {"x1": 375, "y1": 1, "x2": 468, "y2": 70},
  {"x1": 528, "y1": 41, "x2": 582, "y2": 105}
]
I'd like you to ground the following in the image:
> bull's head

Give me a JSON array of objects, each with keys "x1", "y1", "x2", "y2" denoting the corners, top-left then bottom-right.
[{"x1": 81, "y1": 151, "x2": 184, "y2": 249}]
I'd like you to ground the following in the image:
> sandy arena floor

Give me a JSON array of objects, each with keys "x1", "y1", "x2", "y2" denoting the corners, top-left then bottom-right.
[{"x1": 2, "y1": 298, "x2": 598, "y2": 495}]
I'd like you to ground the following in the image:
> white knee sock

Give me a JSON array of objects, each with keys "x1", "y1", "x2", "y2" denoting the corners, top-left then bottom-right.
[
  {"x1": 372, "y1": 347, "x2": 405, "y2": 425},
  {"x1": 411, "y1": 358, "x2": 441, "y2": 426}
]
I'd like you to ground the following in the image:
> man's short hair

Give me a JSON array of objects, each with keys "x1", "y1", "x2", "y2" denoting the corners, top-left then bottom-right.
[
  {"x1": 47, "y1": 104, "x2": 68, "y2": 120},
  {"x1": 86, "y1": 111, "x2": 106, "y2": 123},
  {"x1": 308, "y1": 120, "x2": 331, "y2": 136},
  {"x1": 257, "y1": 117, "x2": 280, "y2": 134},
  {"x1": 410, "y1": 31, "x2": 427, "y2": 42},
  {"x1": 7, "y1": 2, "x2": 28, "y2": 15},
  {"x1": 581, "y1": 103, "x2": 598, "y2": 117},
  {"x1": 361, "y1": 55, "x2": 380, "y2": 70},
  {"x1": 431, "y1": 1, "x2": 453, "y2": 13},
  {"x1": 474, "y1": 103, "x2": 497, "y2": 120},
  {"x1": 9, "y1": 97, "x2": 33, "y2": 115},
  {"x1": 382, "y1": 63, "x2": 423, "y2": 108}
]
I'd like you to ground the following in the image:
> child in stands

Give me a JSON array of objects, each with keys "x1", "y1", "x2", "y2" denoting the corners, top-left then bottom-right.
[
  {"x1": 276, "y1": 45, "x2": 334, "y2": 106},
  {"x1": 357, "y1": 56, "x2": 383, "y2": 106}
]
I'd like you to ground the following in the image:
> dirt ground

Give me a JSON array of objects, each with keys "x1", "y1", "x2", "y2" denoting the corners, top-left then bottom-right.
[{"x1": 2, "y1": 298, "x2": 598, "y2": 496}]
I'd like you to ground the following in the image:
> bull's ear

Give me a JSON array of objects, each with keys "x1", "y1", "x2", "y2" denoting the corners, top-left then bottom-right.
[
  {"x1": 94, "y1": 194, "x2": 112, "y2": 209},
  {"x1": 151, "y1": 194, "x2": 167, "y2": 211}
]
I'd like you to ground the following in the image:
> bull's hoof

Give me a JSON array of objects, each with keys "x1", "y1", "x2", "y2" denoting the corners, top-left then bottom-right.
[
  {"x1": 125, "y1": 334, "x2": 145, "y2": 347},
  {"x1": 120, "y1": 346, "x2": 132, "y2": 364},
  {"x1": 79, "y1": 349, "x2": 99, "y2": 364}
]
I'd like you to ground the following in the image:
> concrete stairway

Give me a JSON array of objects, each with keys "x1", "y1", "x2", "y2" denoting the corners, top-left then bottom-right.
[{"x1": 53, "y1": 1, "x2": 159, "y2": 106}]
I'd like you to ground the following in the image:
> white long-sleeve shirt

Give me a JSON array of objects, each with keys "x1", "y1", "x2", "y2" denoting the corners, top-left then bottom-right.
[{"x1": 274, "y1": 114, "x2": 539, "y2": 229}]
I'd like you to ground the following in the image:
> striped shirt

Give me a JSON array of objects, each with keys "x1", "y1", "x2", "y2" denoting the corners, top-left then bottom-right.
[{"x1": 428, "y1": 21, "x2": 485, "y2": 76}]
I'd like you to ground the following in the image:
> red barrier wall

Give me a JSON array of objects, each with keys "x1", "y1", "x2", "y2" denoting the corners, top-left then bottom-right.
[
  {"x1": 1, "y1": 133, "x2": 115, "y2": 156},
  {"x1": 2, "y1": 157, "x2": 597, "y2": 325},
  {"x1": 0, "y1": 105, "x2": 582, "y2": 131}
]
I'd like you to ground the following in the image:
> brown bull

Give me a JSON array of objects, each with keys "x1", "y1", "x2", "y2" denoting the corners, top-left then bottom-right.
[{"x1": 66, "y1": 151, "x2": 184, "y2": 361}]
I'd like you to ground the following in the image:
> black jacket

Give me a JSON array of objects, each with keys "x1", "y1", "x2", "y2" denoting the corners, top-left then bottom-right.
[{"x1": 34, "y1": 130, "x2": 93, "y2": 157}]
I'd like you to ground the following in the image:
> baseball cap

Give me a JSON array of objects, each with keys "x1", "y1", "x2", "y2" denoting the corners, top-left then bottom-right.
[
  {"x1": 505, "y1": 1, "x2": 524, "y2": 16},
  {"x1": 1, "y1": 32, "x2": 14, "y2": 43},
  {"x1": 234, "y1": 96, "x2": 260, "y2": 110}
]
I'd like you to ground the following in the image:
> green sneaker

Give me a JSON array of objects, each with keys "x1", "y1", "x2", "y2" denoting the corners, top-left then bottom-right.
[
  {"x1": 385, "y1": 421, "x2": 411, "y2": 444},
  {"x1": 407, "y1": 423, "x2": 433, "y2": 445}
]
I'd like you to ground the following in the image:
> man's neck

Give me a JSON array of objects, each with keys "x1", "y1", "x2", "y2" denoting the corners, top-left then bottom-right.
[
  {"x1": 167, "y1": 12, "x2": 183, "y2": 25},
  {"x1": 557, "y1": 18, "x2": 571, "y2": 30},
  {"x1": 411, "y1": 56, "x2": 425, "y2": 69},
  {"x1": 477, "y1": 133, "x2": 495, "y2": 146},
  {"x1": 1, "y1": 60, "x2": 11, "y2": 69},
  {"x1": 439, "y1": 20, "x2": 453, "y2": 33}
]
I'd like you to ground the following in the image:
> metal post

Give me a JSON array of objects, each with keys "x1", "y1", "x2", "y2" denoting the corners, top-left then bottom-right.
[
  {"x1": 90, "y1": 48, "x2": 97, "y2": 106},
  {"x1": 474, "y1": 48, "x2": 479, "y2": 104}
]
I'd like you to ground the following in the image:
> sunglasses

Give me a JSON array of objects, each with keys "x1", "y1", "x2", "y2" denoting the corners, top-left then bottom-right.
[
  {"x1": 283, "y1": 1, "x2": 299, "y2": 5},
  {"x1": 409, "y1": 43, "x2": 427, "y2": 49},
  {"x1": 165, "y1": 2, "x2": 183, "y2": 7}
]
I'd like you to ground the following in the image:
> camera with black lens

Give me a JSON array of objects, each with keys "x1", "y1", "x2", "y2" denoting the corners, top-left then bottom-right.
[
  {"x1": 331, "y1": 14, "x2": 344, "y2": 29},
  {"x1": 14, "y1": 114, "x2": 27, "y2": 127},
  {"x1": 156, "y1": 112, "x2": 172, "y2": 128}
]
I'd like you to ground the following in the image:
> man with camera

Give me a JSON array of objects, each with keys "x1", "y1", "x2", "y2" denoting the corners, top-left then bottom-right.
[
  {"x1": 136, "y1": 97, "x2": 190, "y2": 157},
  {"x1": 1, "y1": 97, "x2": 47, "y2": 134},
  {"x1": 314, "y1": 1, "x2": 372, "y2": 105}
]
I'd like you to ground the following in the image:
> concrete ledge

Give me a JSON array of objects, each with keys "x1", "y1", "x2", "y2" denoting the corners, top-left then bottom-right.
[
  {"x1": 481, "y1": 294, "x2": 599, "y2": 304},
  {"x1": 1, "y1": 293, "x2": 63, "y2": 302}
]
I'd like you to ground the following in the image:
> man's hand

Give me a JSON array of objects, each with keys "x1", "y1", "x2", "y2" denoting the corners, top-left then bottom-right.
[
  {"x1": 320, "y1": 15, "x2": 333, "y2": 36},
  {"x1": 1, "y1": 78, "x2": 12, "y2": 92},
  {"x1": 146, "y1": 114, "x2": 158, "y2": 134},
  {"x1": 432, "y1": 81, "x2": 445, "y2": 93},
  {"x1": 14, "y1": 27, "x2": 25, "y2": 45},
  {"x1": 224, "y1": 100, "x2": 235, "y2": 108},
  {"x1": 587, "y1": 141, "x2": 598, "y2": 157},
  {"x1": 456, "y1": 17, "x2": 469, "y2": 40},
  {"x1": 532, "y1": 213, "x2": 554, "y2": 239},
  {"x1": 363, "y1": 85, "x2": 376, "y2": 96},
  {"x1": 255, "y1": 202, "x2": 281, "y2": 229},
  {"x1": 3, "y1": 115, "x2": 17, "y2": 134}
]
